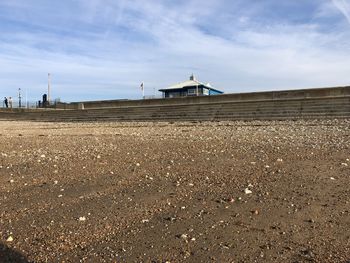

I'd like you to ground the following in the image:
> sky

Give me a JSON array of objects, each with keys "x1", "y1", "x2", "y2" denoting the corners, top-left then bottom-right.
[{"x1": 1, "y1": 0, "x2": 350, "y2": 102}]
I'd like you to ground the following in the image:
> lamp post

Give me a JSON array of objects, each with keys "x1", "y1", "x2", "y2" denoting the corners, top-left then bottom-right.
[
  {"x1": 48, "y1": 73, "x2": 51, "y2": 104},
  {"x1": 18, "y1": 88, "x2": 22, "y2": 108},
  {"x1": 141, "y1": 82, "x2": 144, "y2": 99}
]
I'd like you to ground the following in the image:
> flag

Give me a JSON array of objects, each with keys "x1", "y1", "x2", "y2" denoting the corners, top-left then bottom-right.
[{"x1": 140, "y1": 82, "x2": 144, "y2": 91}]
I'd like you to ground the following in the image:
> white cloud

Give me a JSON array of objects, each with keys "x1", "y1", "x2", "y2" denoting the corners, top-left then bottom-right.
[
  {"x1": 0, "y1": 0, "x2": 350, "y2": 102},
  {"x1": 332, "y1": 0, "x2": 350, "y2": 24}
]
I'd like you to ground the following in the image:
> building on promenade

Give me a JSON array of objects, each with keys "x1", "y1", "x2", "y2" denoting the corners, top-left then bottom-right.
[{"x1": 159, "y1": 74, "x2": 224, "y2": 98}]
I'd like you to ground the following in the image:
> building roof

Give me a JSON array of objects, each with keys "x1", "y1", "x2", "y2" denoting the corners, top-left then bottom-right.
[{"x1": 159, "y1": 75, "x2": 222, "y2": 93}]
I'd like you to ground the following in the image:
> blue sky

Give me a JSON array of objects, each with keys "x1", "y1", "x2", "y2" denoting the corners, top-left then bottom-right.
[{"x1": 1, "y1": 0, "x2": 350, "y2": 102}]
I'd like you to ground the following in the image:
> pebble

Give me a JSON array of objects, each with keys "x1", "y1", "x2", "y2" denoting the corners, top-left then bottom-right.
[
  {"x1": 180, "y1": 234, "x2": 188, "y2": 240},
  {"x1": 244, "y1": 188, "x2": 252, "y2": 194},
  {"x1": 79, "y1": 216, "x2": 86, "y2": 221},
  {"x1": 6, "y1": 236, "x2": 13, "y2": 242}
]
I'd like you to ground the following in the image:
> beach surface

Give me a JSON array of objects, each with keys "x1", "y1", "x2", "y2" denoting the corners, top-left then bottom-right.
[{"x1": 0, "y1": 120, "x2": 349, "y2": 263}]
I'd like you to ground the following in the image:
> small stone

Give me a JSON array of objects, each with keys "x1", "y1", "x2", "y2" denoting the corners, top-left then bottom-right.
[
  {"x1": 300, "y1": 248, "x2": 315, "y2": 259},
  {"x1": 180, "y1": 234, "x2": 188, "y2": 240},
  {"x1": 330, "y1": 177, "x2": 336, "y2": 180},
  {"x1": 6, "y1": 236, "x2": 13, "y2": 242},
  {"x1": 9, "y1": 179, "x2": 14, "y2": 183},
  {"x1": 141, "y1": 219, "x2": 149, "y2": 223},
  {"x1": 136, "y1": 163, "x2": 140, "y2": 167},
  {"x1": 97, "y1": 155, "x2": 101, "y2": 159},
  {"x1": 244, "y1": 188, "x2": 252, "y2": 194},
  {"x1": 341, "y1": 163, "x2": 348, "y2": 167},
  {"x1": 228, "y1": 198, "x2": 235, "y2": 203},
  {"x1": 79, "y1": 216, "x2": 86, "y2": 221},
  {"x1": 40, "y1": 154, "x2": 46, "y2": 158}
]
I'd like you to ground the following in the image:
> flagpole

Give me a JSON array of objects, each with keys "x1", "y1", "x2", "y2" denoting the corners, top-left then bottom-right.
[
  {"x1": 141, "y1": 82, "x2": 145, "y2": 99},
  {"x1": 48, "y1": 73, "x2": 51, "y2": 104},
  {"x1": 25, "y1": 89, "x2": 28, "y2": 108}
]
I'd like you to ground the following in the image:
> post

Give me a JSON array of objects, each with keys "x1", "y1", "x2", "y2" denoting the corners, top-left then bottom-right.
[
  {"x1": 25, "y1": 89, "x2": 28, "y2": 108},
  {"x1": 18, "y1": 88, "x2": 22, "y2": 108},
  {"x1": 48, "y1": 73, "x2": 51, "y2": 104},
  {"x1": 141, "y1": 82, "x2": 144, "y2": 99}
]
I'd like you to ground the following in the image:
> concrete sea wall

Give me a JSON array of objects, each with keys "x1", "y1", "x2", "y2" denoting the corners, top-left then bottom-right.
[{"x1": 0, "y1": 86, "x2": 349, "y2": 121}]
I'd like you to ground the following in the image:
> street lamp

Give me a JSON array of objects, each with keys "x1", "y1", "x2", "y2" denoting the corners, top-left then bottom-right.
[{"x1": 18, "y1": 88, "x2": 22, "y2": 108}]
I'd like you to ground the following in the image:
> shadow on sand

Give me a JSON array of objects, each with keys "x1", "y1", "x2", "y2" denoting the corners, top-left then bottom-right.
[{"x1": 0, "y1": 242, "x2": 29, "y2": 263}]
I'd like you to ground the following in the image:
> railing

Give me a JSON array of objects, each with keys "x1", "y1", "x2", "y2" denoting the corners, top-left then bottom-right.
[{"x1": 1, "y1": 100, "x2": 59, "y2": 109}]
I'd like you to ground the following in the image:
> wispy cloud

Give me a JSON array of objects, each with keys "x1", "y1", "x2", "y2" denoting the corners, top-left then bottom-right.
[{"x1": 332, "y1": 0, "x2": 350, "y2": 24}]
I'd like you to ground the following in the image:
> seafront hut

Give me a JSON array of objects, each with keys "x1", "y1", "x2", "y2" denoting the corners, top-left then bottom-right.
[{"x1": 159, "y1": 74, "x2": 224, "y2": 98}]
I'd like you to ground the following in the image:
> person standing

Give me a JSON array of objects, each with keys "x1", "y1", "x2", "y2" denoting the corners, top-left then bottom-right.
[
  {"x1": 4, "y1": 97, "x2": 8, "y2": 108},
  {"x1": 8, "y1": 97, "x2": 12, "y2": 108}
]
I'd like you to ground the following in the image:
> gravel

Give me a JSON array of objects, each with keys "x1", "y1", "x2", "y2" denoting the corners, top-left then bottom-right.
[{"x1": 0, "y1": 119, "x2": 349, "y2": 263}]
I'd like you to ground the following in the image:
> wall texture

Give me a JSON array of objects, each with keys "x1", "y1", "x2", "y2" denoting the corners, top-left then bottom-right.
[
  {"x1": 1, "y1": 86, "x2": 349, "y2": 121},
  {"x1": 57, "y1": 86, "x2": 350, "y2": 110}
]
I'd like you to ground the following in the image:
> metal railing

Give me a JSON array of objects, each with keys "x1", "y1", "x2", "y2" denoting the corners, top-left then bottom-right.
[{"x1": 1, "y1": 100, "x2": 59, "y2": 109}]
